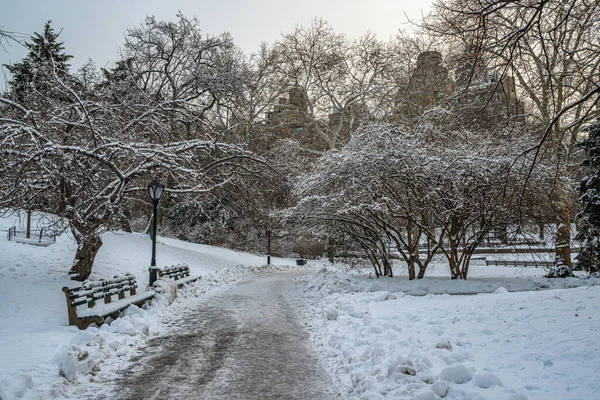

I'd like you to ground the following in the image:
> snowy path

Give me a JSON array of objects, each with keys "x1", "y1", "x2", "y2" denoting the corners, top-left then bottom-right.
[{"x1": 109, "y1": 271, "x2": 339, "y2": 400}]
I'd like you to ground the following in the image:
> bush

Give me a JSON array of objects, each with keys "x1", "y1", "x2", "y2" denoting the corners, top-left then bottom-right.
[
  {"x1": 290, "y1": 235, "x2": 326, "y2": 259},
  {"x1": 545, "y1": 264, "x2": 575, "y2": 278}
]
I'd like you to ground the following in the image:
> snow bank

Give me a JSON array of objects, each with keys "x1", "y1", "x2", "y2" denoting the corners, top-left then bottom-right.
[
  {"x1": 307, "y1": 266, "x2": 589, "y2": 296},
  {"x1": 153, "y1": 278, "x2": 179, "y2": 304},
  {"x1": 305, "y1": 267, "x2": 600, "y2": 400}
]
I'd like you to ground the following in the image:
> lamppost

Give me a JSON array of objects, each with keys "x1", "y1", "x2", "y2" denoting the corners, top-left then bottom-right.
[
  {"x1": 148, "y1": 180, "x2": 165, "y2": 286},
  {"x1": 266, "y1": 229, "x2": 271, "y2": 265}
]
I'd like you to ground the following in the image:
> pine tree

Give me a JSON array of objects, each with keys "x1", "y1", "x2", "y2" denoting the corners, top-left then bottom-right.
[
  {"x1": 3, "y1": 20, "x2": 72, "y2": 101},
  {"x1": 576, "y1": 118, "x2": 600, "y2": 274},
  {"x1": 98, "y1": 58, "x2": 138, "y2": 101}
]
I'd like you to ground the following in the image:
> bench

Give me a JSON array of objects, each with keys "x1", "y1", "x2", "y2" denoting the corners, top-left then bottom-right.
[
  {"x1": 157, "y1": 264, "x2": 200, "y2": 287},
  {"x1": 62, "y1": 273, "x2": 155, "y2": 330},
  {"x1": 485, "y1": 259, "x2": 555, "y2": 268}
]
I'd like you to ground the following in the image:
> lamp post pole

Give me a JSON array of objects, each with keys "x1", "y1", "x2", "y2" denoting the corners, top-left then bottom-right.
[
  {"x1": 149, "y1": 198, "x2": 159, "y2": 285},
  {"x1": 148, "y1": 180, "x2": 165, "y2": 287},
  {"x1": 267, "y1": 229, "x2": 271, "y2": 265}
]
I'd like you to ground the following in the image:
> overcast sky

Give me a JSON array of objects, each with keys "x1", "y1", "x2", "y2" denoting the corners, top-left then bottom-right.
[{"x1": 0, "y1": 0, "x2": 431, "y2": 89}]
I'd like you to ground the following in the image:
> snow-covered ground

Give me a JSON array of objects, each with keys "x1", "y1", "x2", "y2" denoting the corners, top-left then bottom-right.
[
  {"x1": 303, "y1": 268, "x2": 599, "y2": 400},
  {"x1": 0, "y1": 211, "x2": 299, "y2": 400},
  {"x1": 1, "y1": 210, "x2": 598, "y2": 400}
]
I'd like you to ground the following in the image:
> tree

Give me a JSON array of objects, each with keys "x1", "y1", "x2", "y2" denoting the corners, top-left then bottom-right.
[
  {"x1": 0, "y1": 84, "x2": 261, "y2": 280},
  {"x1": 3, "y1": 20, "x2": 72, "y2": 102},
  {"x1": 0, "y1": 16, "x2": 264, "y2": 281},
  {"x1": 576, "y1": 119, "x2": 600, "y2": 273},
  {"x1": 423, "y1": 0, "x2": 600, "y2": 267},
  {"x1": 122, "y1": 13, "x2": 245, "y2": 143},
  {"x1": 271, "y1": 20, "x2": 411, "y2": 151},
  {"x1": 0, "y1": 27, "x2": 27, "y2": 53},
  {"x1": 289, "y1": 105, "x2": 554, "y2": 279}
]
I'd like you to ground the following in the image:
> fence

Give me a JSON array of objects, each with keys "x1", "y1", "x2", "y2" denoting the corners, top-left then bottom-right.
[{"x1": 6, "y1": 227, "x2": 57, "y2": 245}]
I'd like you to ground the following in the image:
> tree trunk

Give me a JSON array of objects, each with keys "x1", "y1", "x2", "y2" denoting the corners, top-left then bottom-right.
[
  {"x1": 407, "y1": 256, "x2": 416, "y2": 280},
  {"x1": 384, "y1": 257, "x2": 393, "y2": 277},
  {"x1": 555, "y1": 202, "x2": 572, "y2": 268},
  {"x1": 326, "y1": 237, "x2": 335, "y2": 263},
  {"x1": 417, "y1": 265, "x2": 426, "y2": 279},
  {"x1": 70, "y1": 234, "x2": 103, "y2": 281},
  {"x1": 366, "y1": 248, "x2": 382, "y2": 277},
  {"x1": 448, "y1": 245, "x2": 460, "y2": 279},
  {"x1": 460, "y1": 253, "x2": 472, "y2": 280},
  {"x1": 26, "y1": 209, "x2": 31, "y2": 239}
]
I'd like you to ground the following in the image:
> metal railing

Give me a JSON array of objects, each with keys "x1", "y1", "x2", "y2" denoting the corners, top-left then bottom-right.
[{"x1": 6, "y1": 227, "x2": 57, "y2": 244}]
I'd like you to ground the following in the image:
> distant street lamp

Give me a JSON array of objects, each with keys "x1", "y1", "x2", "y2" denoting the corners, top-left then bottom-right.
[
  {"x1": 148, "y1": 180, "x2": 165, "y2": 286},
  {"x1": 266, "y1": 229, "x2": 271, "y2": 265}
]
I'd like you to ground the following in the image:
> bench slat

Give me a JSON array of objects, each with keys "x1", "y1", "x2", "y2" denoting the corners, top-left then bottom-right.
[
  {"x1": 485, "y1": 259, "x2": 555, "y2": 267},
  {"x1": 71, "y1": 299, "x2": 89, "y2": 307},
  {"x1": 158, "y1": 264, "x2": 192, "y2": 280}
]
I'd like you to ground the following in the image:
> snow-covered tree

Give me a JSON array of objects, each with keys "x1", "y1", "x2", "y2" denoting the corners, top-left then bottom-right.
[
  {"x1": 122, "y1": 13, "x2": 245, "y2": 142},
  {"x1": 0, "y1": 85, "x2": 261, "y2": 281},
  {"x1": 424, "y1": 0, "x2": 600, "y2": 268},
  {"x1": 0, "y1": 17, "x2": 264, "y2": 281},
  {"x1": 288, "y1": 112, "x2": 553, "y2": 279}
]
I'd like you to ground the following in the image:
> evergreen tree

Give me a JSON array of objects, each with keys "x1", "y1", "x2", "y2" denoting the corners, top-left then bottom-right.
[
  {"x1": 3, "y1": 20, "x2": 72, "y2": 101},
  {"x1": 576, "y1": 118, "x2": 600, "y2": 274},
  {"x1": 98, "y1": 58, "x2": 138, "y2": 101}
]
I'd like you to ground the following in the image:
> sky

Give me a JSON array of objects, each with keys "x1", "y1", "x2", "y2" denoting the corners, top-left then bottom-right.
[{"x1": 0, "y1": 0, "x2": 431, "y2": 90}]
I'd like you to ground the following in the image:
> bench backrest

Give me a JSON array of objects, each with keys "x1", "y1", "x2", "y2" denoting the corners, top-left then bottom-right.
[
  {"x1": 64, "y1": 273, "x2": 138, "y2": 309},
  {"x1": 158, "y1": 264, "x2": 190, "y2": 280},
  {"x1": 485, "y1": 259, "x2": 555, "y2": 267}
]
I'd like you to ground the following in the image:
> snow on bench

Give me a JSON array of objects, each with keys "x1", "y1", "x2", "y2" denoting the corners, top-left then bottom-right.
[
  {"x1": 157, "y1": 264, "x2": 200, "y2": 287},
  {"x1": 62, "y1": 273, "x2": 155, "y2": 330}
]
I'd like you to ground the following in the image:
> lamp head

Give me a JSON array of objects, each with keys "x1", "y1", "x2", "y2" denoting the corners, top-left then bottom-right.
[{"x1": 148, "y1": 180, "x2": 165, "y2": 201}]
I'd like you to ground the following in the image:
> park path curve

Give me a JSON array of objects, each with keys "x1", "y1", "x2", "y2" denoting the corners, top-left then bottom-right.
[{"x1": 112, "y1": 270, "x2": 339, "y2": 400}]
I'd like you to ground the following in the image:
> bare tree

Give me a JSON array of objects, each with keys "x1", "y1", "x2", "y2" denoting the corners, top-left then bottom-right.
[
  {"x1": 0, "y1": 26, "x2": 27, "y2": 52},
  {"x1": 121, "y1": 13, "x2": 246, "y2": 143},
  {"x1": 423, "y1": 0, "x2": 600, "y2": 267},
  {"x1": 0, "y1": 15, "x2": 264, "y2": 280},
  {"x1": 270, "y1": 20, "x2": 415, "y2": 150}
]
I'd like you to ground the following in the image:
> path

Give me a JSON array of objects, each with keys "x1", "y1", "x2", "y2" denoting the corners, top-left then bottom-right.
[{"x1": 111, "y1": 271, "x2": 339, "y2": 400}]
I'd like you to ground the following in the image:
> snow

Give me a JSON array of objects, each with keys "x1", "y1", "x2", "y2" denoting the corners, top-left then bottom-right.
[
  {"x1": 76, "y1": 291, "x2": 156, "y2": 318},
  {"x1": 472, "y1": 372, "x2": 503, "y2": 389},
  {"x1": 307, "y1": 264, "x2": 588, "y2": 296},
  {"x1": 1, "y1": 210, "x2": 599, "y2": 399},
  {"x1": 303, "y1": 266, "x2": 600, "y2": 400},
  {"x1": 439, "y1": 364, "x2": 473, "y2": 384},
  {"x1": 0, "y1": 211, "x2": 300, "y2": 400}
]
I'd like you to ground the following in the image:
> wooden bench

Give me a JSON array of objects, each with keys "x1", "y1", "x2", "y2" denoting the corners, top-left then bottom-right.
[
  {"x1": 485, "y1": 259, "x2": 555, "y2": 268},
  {"x1": 157, "y1": 264, "x2": 200, "y2": 287},
  {"x1": 62, "y1": 274, "x2": 155, "y2": 330}
]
